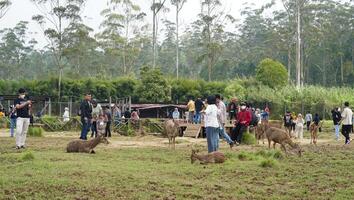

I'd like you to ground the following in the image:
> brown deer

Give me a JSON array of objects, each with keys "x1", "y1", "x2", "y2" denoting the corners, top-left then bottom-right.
[
  {"x1": 264, "y1": 125, "x2": 302, "y2": 156},
  {"x1": 191, "y1": 150, "x2": 226, "y2": 164},
  {"x1": 310, "y1": 121, "x2": 323, "y2": 145},
  {"x1": 66, "y1": 134, "x2": 109, "y2": 153},
  {"x1": 163, "y1": 119, "x2": 180, "y2": 149}
]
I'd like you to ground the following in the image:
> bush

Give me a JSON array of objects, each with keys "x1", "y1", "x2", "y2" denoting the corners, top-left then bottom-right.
[
  {"x1": 28, "y1": 127, "x2": 44, "y2": 137},
  {"x1": 21, "y1": 151, "x2": 35, "y2": 161},
  {"x1": 238, "y1": 151, "x2": 257, "y2": 161},
  {"x1": 259, "y1": 158, "x2": 278, "y2": 168},
  {"x1": 256, "y1": 149, "x2": 283, "y2": 160},
  {"x1": 242, "y1": 132, "x2": 256, "y2": 145},
  {"x1": 256, "y1": 58, "x2": 288, "y2": 89}
]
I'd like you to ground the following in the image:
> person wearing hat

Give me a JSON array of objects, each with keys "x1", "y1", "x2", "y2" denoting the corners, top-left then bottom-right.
[
  {"x1": 295, "y1": 113, "x2": 305, "y2": 140},
  {"x1": 231, "y1": 102, "x2": 251, "y2": 145},
  {"x1": 14, "y1": 88, "x2": 32, "y2": 149},
  {"x1": 63, "y1": 107, "x2": 70, "y2": 122}
]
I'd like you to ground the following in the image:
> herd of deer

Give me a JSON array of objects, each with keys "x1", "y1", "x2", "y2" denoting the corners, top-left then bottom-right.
[{"x1": 65, "y1": 119, "x2": 310, "y2": 165}]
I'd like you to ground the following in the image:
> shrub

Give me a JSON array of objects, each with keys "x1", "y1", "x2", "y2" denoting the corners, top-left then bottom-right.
[
  {"x1": 256, "y1": 149, "x2": 283, "y2": 160},
  {"x1": 21, "y1": 152, "x2": 35, "y2": 161},
  {"x1": 256, "y1": 58, "x2": 288, "y2": 89},
  {"x1": 238, "y1": 151, "x2": 257, "y2": 161},
  {"x1": 28, "y1": 127, "x2": 44, "y2": 137},
  {"x1": 242, "y1": 132, "x2": 256, "y2": 145},
  {"x1": 259, "y1": 158, "x2": 278, "y2": 168}
]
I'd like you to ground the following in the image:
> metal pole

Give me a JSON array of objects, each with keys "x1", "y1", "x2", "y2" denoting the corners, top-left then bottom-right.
[{"x1": 49, "y1": 98, "x2": 52, "y2": 116}]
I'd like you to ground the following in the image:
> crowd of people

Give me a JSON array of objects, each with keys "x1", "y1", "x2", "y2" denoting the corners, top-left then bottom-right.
[{"x1": 185, "y1": 95, "x2": 270, "y2": 153}]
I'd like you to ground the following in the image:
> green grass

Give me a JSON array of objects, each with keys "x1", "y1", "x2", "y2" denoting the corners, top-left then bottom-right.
[
  {"x1": 28, "y1": 127, "x2": 44, "y2": 137},
  {"x1": 0, "y1": 133, "x2": 354, "y2": 199}
]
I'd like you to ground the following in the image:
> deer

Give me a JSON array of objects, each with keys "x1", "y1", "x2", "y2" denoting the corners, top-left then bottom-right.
[
  {"x1": 163, "y1": 119, "x2": 180, "y2": 149},
  {"x1": 310, "y1": 121, "x2": 323, "y2": 145},
  {"x1": 263, "y1": 124, "x2": 302, "y2": 157},
  {"x1": 66, "y1": 134, "x2": 109, "y2": 153},
  {"x1": 190, "y1": 149, "x2": 226, "y2": 164}
]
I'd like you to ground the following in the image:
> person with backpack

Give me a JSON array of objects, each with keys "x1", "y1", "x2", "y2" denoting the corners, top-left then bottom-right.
[
  {"x1": 283, "y1": 111, "x2": 293, "y2": 137},
  {"x1": 332, "y1": 107, "x2": 341, "y2": 141},
  {"x1": 231, "y1": 103, "x2": 251, "y2": 145}
]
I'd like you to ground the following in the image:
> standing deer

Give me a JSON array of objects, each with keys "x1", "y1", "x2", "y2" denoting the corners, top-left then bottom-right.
[
  {"x1": 310, "y1": 121, "x2": 323, "y2": 145},
  {"x1": 163, "y1": 119, "x2": 180, "y2": 149}
]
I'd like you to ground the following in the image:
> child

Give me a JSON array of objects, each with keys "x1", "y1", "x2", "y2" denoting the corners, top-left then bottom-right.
[
  {"x1": 96, "y1": 114, "x2": 107, "y2": 137},
  {"x1": 295, "y1": 114, "x2": 304, "y2": 140}
]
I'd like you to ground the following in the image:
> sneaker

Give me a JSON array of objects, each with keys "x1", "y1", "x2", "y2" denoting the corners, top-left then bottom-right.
[
  {"x1": 20, "y1": 146, "x2": 26, "y2": 149},
  {"x1": 229, "y1": 142, "x2": 234, "y2": 149},
  {"x1": 15, "y1": 146, "x2": 21, "y2": 150},
  {"x1": 346, "y1": 140, "x2": 351, "y2": 145}
]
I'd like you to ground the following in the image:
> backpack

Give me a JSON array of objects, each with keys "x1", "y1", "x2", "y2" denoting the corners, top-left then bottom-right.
[{"x1": 250, "y1": 111, "x2": 259, "y2": 126}]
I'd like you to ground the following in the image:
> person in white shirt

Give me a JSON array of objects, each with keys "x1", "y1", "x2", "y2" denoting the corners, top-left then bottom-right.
[
  {"x1": 172, "y1": 108, "x2": 180, "y2": 120},
  {"x1": 63, "y1": 107, "x2": 70, "y2": 122},
  {"x1": 202, "y1": 96, "x2": 220, "y2": 153},
  {"x1": 295, "y1": 114, "x2": 304, "y2": 140},
  {"x1": 341, "y1": 102, "x2": 353, "y2": 144}
]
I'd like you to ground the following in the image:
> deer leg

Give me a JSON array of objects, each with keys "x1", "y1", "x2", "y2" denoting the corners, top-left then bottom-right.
[
  {"x1": 90, "y1": 149, "x2": 96, "y2": 154},
  {"x1": 173, "y1": 137, "x2": 176, "y2": 150},
  {"x1": 280, "y1": 143, "x2": 287, "y2": 155},
  {"x1": 268, "y1": 139, "x2": 271, "y2": 149},
  {"x1": 273, "y1": 142, "x2": 276, "y2": 149}
]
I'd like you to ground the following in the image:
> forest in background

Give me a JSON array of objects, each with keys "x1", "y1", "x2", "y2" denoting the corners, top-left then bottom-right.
[{"x1": 0, "y1": 0, "x2": 353, "y2": 88}]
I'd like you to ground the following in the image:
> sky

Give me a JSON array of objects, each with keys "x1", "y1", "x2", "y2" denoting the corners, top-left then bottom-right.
[{"x1": 0, "y1": 0, "x2": 274, "y2": 47}]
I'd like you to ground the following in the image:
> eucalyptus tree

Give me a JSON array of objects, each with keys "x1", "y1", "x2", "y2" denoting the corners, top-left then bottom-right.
[
  {"x1": 31, "y1": 0, "x2": 86, "y2": 99},
  {"x1": 171, "y1": 0, "x2": 187, "y2": 79},
  {"x1": 0, "y1": 0, "x2": 11, "y2": 19}
]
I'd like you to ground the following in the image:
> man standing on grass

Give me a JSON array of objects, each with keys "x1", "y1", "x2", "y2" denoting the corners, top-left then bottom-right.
[
  {"x1": 194, "y1": 97, "x2": 204, "y2": 124},
  {"x1": 187, "y1": 98, "x2": 195, "y2": 124},
  {"x1": 79, "y1": 93, "x2": 92, "y2": 140},
  {"x1": 14, "y1": 88, "x2": 31, "y2": 149},
  {"x1": 305, "y1": 111, "x2": 312, "y2": 131},
  {"x1": 341, "y1": 102, "x2": 353, "y2": 145},
  {"x1": 216, "y1": 94, "x2": 234, "y2": 148}
]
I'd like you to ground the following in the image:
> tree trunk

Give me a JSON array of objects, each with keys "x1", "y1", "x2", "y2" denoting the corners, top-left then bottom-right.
[
  {"x1": 296, "y1": 0, "x2": 301, "y2": 88},
  {"x1": 287, "y1": 46, "x2": 291, "y2": 83},
  {"x1": 152, "y1": 0, "x2": 156, "y2": 68},
  {"x1": 176, "y1": 3, "x2": 179, "y2": 79}
]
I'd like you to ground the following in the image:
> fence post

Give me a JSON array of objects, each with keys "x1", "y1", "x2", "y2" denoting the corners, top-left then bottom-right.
[{"x1": 48, "y1": 98, "x2": 52, "y2": 116}]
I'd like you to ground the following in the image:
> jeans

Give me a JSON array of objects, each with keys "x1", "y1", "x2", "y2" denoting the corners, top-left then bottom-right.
[
  {"x1": 232, "y1": 124, "x2": 247, "y2": 144},
  {"x1": 10, "y1": 118, "x2": 17, "y2": 137},
  {"x1": 206, "y1": 127, "x2": 219, "y2": 153},
  {"x1": 342, "y1": 125, "x2": 351, "y2": 144},
  {"x1": 334, "y1": 124, "x2": 340, "y2": 140},
  {"x1": 194, "y1": 111, "x2": 201, "y2": 124},
  {"x1": 91, "y1": 121, "x2": 97, "y2": 138},
  {"x1": 80, "y1": 118, "x2": 91, "y2": 140},
  {"x1": 105, "y1": 121, "x2": 112, "y2": 137},
  {"x1": 219, "y1": 125, "x2": 233, "y2": 144},
  {"x1": 16, "y1": 117, "x2": 30, "y2": 147}
]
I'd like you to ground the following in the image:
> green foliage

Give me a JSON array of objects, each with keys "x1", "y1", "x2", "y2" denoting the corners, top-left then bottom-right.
[
  {"x1": 241, "y1": 132, "x2": 256, "y2": 145},
  {"x1": 259, "y1": 158, "x2": 278, "y2": 168},
  {"x1": 28, "y1": 127, "x2": 44, "y2": 137},
  {"x1": 256, "y1": 58, "x2": 288, "y2": 89},
  {"x1": 21, "y1": 151, "x2": 35, "y2": 161},
  {"x1": 137, "y1": 66, "x2": 171, "y2": 103}
]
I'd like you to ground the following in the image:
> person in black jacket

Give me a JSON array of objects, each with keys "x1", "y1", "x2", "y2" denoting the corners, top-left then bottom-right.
[
  {"x1": 332, "y1": 107, "x2": 342, "y2": 141},
  {"x1": 79, "y1": 93, "x2": 92, "y2": 140}
]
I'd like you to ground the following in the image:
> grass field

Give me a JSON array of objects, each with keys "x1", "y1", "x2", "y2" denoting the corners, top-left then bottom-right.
[{"x1": 0, "y1": 128, "x2": 354, "y2": 200}]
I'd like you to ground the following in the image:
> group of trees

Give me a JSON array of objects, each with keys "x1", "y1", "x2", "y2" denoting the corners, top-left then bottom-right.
[{"x1": 0, "y1": 0, "x2": 353, "y2": 96}]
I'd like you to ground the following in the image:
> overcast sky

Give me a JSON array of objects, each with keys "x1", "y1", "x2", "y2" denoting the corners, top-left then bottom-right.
[{"x1": 0, "y1": 0, "x2": 274, "y2": 47}]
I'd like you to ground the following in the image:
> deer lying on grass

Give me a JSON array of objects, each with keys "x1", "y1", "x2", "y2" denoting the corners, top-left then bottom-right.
[
  {"x1": 310, "y1": 122, "x2": 323, "y2": 145},
  {"x1": 66, "y1": 134, "x2": 109, "y2": 153},
  {"x1": 191, "y1": 150, "x2": 226, "y2": 164},
  {"x1": 264, "y1": 125, "x2": 302, "y2": 156},
  {"x1": 163, "y1": 119, "x2": 180, "y2": 149}
]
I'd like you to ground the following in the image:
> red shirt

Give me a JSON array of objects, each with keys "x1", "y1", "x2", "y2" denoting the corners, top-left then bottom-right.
[{"x1": 237, "y1": 110, "x2": 252, "y2": 126}]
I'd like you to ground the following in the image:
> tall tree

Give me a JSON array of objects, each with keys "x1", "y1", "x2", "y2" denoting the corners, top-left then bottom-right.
[
  {"x1": 31, "y1": 0, "x2": 86, "y2": 100},
  {"x1": 151, "y1": 0, "x2": 168, "y2": 68},
  {"x1": 171, "y1": 0, "x2": 186, "y2": 79},
  {"x1": 0, "y1": 0, "x2": 11, "y2": 19}
]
